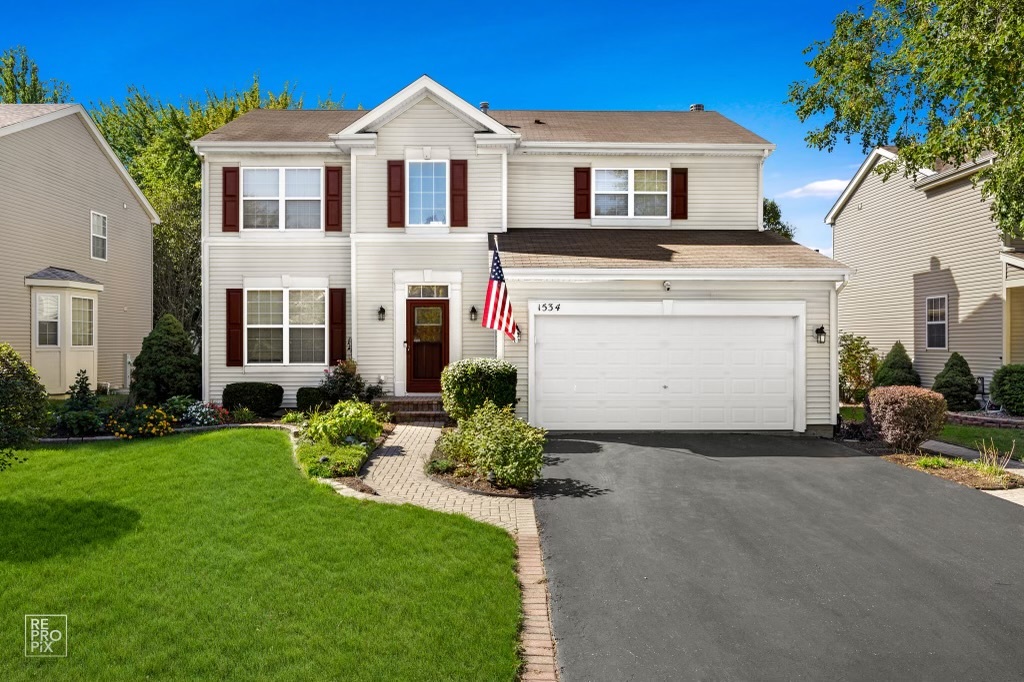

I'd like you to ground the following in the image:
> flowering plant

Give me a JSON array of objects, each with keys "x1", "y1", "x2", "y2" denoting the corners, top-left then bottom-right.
[
  {"x1": 181, "y1": 401, "x2": 229, "y2": 426},
  {"x1": 107, "y1": 404, "x2": 175, "y2": 439}
]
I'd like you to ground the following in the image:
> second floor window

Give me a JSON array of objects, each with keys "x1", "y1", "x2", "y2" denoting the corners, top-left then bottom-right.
[
  {"x1": 594, "y1": 169, "x2": 669, "y2": 218},
  {"x1": 242, "y1": 168, "x2": 322, "y2": 230},
  {"x1": 408, "y1": 160, "x2": 448, "y2": 226},
  {"x1": 91, "y1": 212, "x2": 108, "y2": 260}
]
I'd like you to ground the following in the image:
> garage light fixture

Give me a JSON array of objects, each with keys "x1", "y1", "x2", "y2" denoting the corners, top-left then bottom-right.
[
  {"x1": 814, "y1": 325, "x2": 827, "y2": 344},
  {"x1": 469, "y1": 306, "x2": 478, "y2": 322},
  {"x1": 377, "y1": 306, "x2": 386, "y2": 322}
]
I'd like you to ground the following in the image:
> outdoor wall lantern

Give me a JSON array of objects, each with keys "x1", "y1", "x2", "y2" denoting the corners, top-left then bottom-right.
[
  {"x1": 469, "y1": 306, "x2": 478, "y2": 322},
  {"x1": 814, "y1": 325, "x2": 827, "y2": 344},
  {"x1": 377, "y1": 306, "x2": 386, "y2": 322}
]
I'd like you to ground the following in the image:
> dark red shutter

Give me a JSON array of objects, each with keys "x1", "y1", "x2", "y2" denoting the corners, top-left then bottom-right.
[
  {"x1": 325, "y1": 166, "x2": 343, "y2": 231},
  {"x1": 226, "y1": 288, "x2": 243, "y2": 366},
  {"x1": 450, "y1": 159, "x2": 468, "y2": 227},
  {"x1": 387, "y1": 160, "x2": 405, "y2": 228},
  {"x1": 222, "y1": 167, "x2": 240, "y2": 232},
  {"x1": 671, "y1": 167, "x2": 688, "y2": 220},
  {"x1": 573, "y1": 167, "x2": 590, "y2": 219},
  {"x1": 329, "y1": 288, "x2": 347, "y2": 364}
]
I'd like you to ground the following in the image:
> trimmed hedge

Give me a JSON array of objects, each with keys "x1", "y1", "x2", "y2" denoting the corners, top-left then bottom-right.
[
  {"x1": 296, "y1": 387, "x2": 329, "y2": 414},
  {"x1": 932, "y1": 352, "x2": 979, "y2": 412},
  {"x1": 222, "y1": 382, "x2": 283, "y2": 417},
  {"x1": 992, "y1": 364, "x2": 1024, "y2": 416},
  {"x1": 441, "y1": 358, "x2": 517, "y2": 421},
  {"x1": 868, "y1": 386, "x2": 946, "y2": 452},
  {"x1": 874, "y1": 341, "x2": 921, "y2": 387}
]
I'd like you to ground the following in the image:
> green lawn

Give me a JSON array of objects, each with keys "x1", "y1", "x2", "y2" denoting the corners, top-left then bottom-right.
[
  {"x1": 0, "y1": 429, "x2": 521, "y2": 681},
  {"x1": 936, "y1": 423, "x2": 1023, "y2": 459},
  {"x1": 840, "y1": 406, "x2": 865, "y2": 423}
]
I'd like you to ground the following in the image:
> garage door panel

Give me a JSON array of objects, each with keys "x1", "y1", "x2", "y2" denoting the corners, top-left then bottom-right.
[{"x1": 534, "y1": 314, "x2": 797, "y2": 431}]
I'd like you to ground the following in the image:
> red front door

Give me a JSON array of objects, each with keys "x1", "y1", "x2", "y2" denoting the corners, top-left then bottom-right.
[{"x1": 406, "y1": 299, "x2": 449, "y2": 393}]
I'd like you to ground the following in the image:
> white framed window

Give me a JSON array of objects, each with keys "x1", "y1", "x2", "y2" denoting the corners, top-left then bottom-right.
[
  {"x1": 71, "y1": 297, "x2": 94, "y2": 347},
  {"x1": 407, "y1": 284, "x2": 449, "y2": 299},
  {"x1": 245, "y1": 289, "x2": 327, "y2": 365},
  {"x1": 91, "y1": 211, "x2": 108, "y2": 260},
  {"x1": 926, "y1": 296, "x2": 947, "y2": 350},
  {"x1": 36, "y1": 293, "x2": 60, "y2": 347},
  {"x1": 593, "y1": 168, "x2": 669, "y2": 218},
  {"x1": 241, "y1": 168, "x2": 323, "y2": 230},
  {"x1": 407, "y1": 160, "x2": 449, "y2": 226}
]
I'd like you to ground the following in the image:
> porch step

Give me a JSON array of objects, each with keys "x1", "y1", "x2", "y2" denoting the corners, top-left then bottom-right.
[
  {"x1": 373, "y1": 396, "x2": 449, "y2": 424},
  {"x1": 391, "y1": 410, "x2": 449, "y2": 424}
]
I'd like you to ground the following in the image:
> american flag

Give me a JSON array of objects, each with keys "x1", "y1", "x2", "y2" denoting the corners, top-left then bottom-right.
[{"x1": 483, "y1": 249, "x2": 521, "y2": 342}]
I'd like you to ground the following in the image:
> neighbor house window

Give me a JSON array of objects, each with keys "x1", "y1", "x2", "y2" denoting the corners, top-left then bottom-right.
[
  {"x1": 242, "y1": 168, "x2": 322, "y2": 230},
  {"x1": 36, "y1": 293, "x2": 59, "y2": 346},
  {"x1": 72, "y1": 297, "x2": 94, "y2": 347},
  {"x1": 593, "y1": 169, "x2": 669, "y2": 217},
  {"x1": 91, "y1": 211, "x2": 108, "y2": 260},
  {"x1": 246, "y1": 289, "x2": 326, "y2": 364},
  {"x1": 408, "y1": 161, "x2": 448, "y2": 226},
  {"x1": 926, "y1": 296, "x2": 947, "y2": 349}
]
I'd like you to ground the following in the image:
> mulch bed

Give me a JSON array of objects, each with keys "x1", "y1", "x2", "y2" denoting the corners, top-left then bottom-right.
[
  {"x1": 882, "y1": 453, "x2": 1024, "y2": 490},
  {"x1": 428, "y1": 470, "x2": 531, "y2": 498},
  {"x1": 337, "y1": 477, "x2": 378, "y2": 495}
]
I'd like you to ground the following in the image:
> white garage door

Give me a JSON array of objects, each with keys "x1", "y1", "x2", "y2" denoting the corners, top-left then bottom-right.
[{"x1": 533, "y1": 315, "x2": 797, "y2": 431}]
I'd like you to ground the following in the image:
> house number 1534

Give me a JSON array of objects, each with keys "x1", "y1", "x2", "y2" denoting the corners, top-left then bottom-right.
[{"x1": 537, "y1": 303, "x2": 561, "y2": 312}]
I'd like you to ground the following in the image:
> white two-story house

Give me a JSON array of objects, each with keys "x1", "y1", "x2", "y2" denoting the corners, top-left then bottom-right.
[{"x1": 192, "y1": 76, "x2": 848, "y2": 434}]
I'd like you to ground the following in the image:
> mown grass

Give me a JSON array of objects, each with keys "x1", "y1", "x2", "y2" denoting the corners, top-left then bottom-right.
[
  {"x1": 937, "y1": 424, "x2": 1022, "y2": 460},
  {"x1": 0, "y1": 429, "x2": 521, "y2": 681}
]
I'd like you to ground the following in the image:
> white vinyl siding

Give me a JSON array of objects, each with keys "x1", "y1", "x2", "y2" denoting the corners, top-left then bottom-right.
[
  {"x1": 508, "y1": 155, "x2": 760, "y2": 230},
  {"x1": 355, "y1": 96, "x2": 502, "y2": 231},
  {"x1": 833, "y1": 161, "x2": 1003, "y2": 388}
]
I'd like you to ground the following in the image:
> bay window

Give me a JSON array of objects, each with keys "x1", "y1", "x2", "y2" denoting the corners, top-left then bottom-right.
[
  {"x1": 72, "y1": 297, "x2": 94, "y2": 347},
  {"x1": 36, "y1": 293, "x2": 59, "y2": 346},
  {"x1": 242, "y1": 168, "x2": 323, "y2": 230},
  {"x1": 246, "y1": 289, "x2": 326, "y2": 364}
]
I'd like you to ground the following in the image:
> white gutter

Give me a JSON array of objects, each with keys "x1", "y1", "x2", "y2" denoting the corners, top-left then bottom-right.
[{"x1": 504, "y1": 267, "x2": 851, "y2": 282}]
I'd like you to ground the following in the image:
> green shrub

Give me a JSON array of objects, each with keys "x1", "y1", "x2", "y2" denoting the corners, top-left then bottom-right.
[
  {"x1": 992, "y1": 364, "x2": 1024, "y2": 416},
  {"x1": 222, "y1": 382, "x2": 283, "y2": 417},
  {"x1": 0, "y1": 342, "x2": 50, "y2": 470},
  {"x1": 437, "y1": 427, "x2": 474, "y2": 464},
  {"x1": 162, "y1": 395, "x2": 195, "y2": 421},
  {"x1": 296, "y1": 386, "x2": 329, "y2": 413},
  {"x1": 58, "y1": 410, "x2": 105, "y2": 437},
  {"x1": 296, "y1": 440, "x2": 370, "y2": 478},
  {"x1": 441, "y1": 358, "x2": 518, "y2": 421},
  {"x1": 457, "y1": 401, "x2": 546, "y2": 488},
  {"x1": 107, "y1": 404, "x2": 175, "y2": 439},
  {"x1": 916, "y1": 455, "x2": 950, "y2": 469},
  {"x1": 426, "y1": 457, "x2": 456, "y2": 475},
  {"x1": 280, "y1": 410, "x2": 306, "y2": 425},
  {"x1": 230, "y1": 406, "x2": 259, "y2": 424},
  {"x1": 839, "y1": 333, "x2": 880, "y2": 404},
  {"x1": 931, "y1": 353, "x2": 979, "y2": 412},
  {"x1": 304, "y1": 400, "x2": 382, "y2": 445},
  {"x1": 873, "y1": 341, "x2": 921, "y2": 387},
  {"x1": 868, "y1": 386, "x2": 946, "y2": 452},
  {"x1": 65, "y1": 369, "x2": 99, "y2": 412},
  {"x1": 131, "y1": 314, "x2": 201, "y2": 404},
  {"x1": 318, "y1": 360, "x2": 385, "y2": 405}
]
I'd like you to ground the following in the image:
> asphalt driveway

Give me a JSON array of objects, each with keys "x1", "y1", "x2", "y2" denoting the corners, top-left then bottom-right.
[{"x1": 534, "y1": 433, "x2": 1024, "y2": 681}]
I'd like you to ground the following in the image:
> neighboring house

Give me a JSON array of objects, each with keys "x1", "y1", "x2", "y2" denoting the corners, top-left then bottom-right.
[
  {"x1": 0, "y1": 104, "x2": 159, "y2": 394},
  {"x1": 192, "y1": 76, "x2": 848, "y2": 434},
  {"x1": 828, "y1": 147, "x2": 1011, "y2": 393}
]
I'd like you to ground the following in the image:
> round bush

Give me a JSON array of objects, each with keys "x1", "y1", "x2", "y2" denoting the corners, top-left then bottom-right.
[
  {"x1": 441, "y1": 358, "x2": 517, "y2": 421},
  {"x1": 222, "y1": 382, "x2": 283, "y2": 417},
  {"x1": 131, "y1": 314, "x2": 201, "y2": 404},
  {"x1": 296, "y1": 386, "x2": 329, "y2": 414},
  {"x1": 0, "y1": 342, "x2": 51, "y2": 456},
  {"x1": 868, "y1": 386, "x2": 947, "y2": 452},
  {"x1": 931, "y1": 352, "x2": 979, "y2": 412},
  {"x1": 456, "y1": 400, "x2": 546, "y2": 489},
  {"x1": 992, "y1": 364, "x2": 1024, "y2": 416},
  {"x1": 874, "y1": 341, "x2": 921, "y2": 387}
]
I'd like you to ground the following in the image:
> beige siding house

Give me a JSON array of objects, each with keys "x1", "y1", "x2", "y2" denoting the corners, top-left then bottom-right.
[
  {"x1": 0, "y1": 104, "x2": 159, "y2": 393},
  {"x1": 194, "y1": 76, "x2": 849, "y2": 434},
  {"x1": 828, "y1": 147, "x2": 1014, "y2": 394}
]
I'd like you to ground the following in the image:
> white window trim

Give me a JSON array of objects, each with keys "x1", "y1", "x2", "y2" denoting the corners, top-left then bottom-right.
[
  {"x1": 925, "y1": 295, "x2": 948, "y2": 350},
  {"x1": 592, "y1": 168, "x2": 671, "y2": 221},
  {"x1": 406, "y1": 160, "x2": 450, "y2": 228},
  {"x1": 243, "y1": 288, "x2": 329, "y2": 366},
  {"x1": 90, "y1": 211, "x2": 108, "y2": 261},
  {"x1": 240, "y1": 167, "x2": 325, "y2": 232},
  {"x1": 71, "y1": 296, "x2": 96, "y2": 348},
  {"x1": 34, "y1": 292, "x2": 60, "y2": 348}
]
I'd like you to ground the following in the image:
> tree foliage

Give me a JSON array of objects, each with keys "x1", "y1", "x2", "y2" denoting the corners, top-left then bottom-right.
[
  {"x1": 763, "y1": 198, "x2": 795, "y2": 239},
  {"x1": 839, "y1": 332, "x2": 880, "y2": 404},
  {"x1": 0, "y1": 46, "x2": 69, "y2": 104},
  {"x1": 788, "y1": 1, "x2": 1024, "y2": 236},
  {"x1": 92, "y1": 77, "x2": 343, "y2": 343}
]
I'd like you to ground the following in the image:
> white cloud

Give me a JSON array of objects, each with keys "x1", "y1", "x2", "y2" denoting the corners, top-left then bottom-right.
[{"x1": 779, "y1": 179, "x2": 848, "y2": 199}]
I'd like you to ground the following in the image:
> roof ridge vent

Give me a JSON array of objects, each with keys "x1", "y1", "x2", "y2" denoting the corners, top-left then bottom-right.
[
  {"x1": 689, "y1": 103, "x2": 705, "y2": 112},
  {"x1": 479, "y1": 101, "x2": 489, "y2": 113}
]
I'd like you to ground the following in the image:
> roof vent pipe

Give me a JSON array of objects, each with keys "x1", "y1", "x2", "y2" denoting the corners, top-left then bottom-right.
[
  {"x1": 480, "y1": 101, "x2": 489, "y2": 113},
  {"x1": 689, "y1": 103, "x2": 705, "y2": 112}
]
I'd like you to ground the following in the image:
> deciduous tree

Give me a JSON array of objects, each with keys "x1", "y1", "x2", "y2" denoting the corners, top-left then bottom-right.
[{"x1": 0, "y1": 46, "x2": 69, "y2": 103}]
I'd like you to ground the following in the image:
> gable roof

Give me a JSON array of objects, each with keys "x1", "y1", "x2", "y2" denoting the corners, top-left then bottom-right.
[
  {"x1": 0, "y1": 103, "x2": 160, "y2": 224},
  {"x1": 825, "y1": 147, "x2": 903, "y2": 226},
  {"x1": 197, "y1": 109, "x2": 364, "y2": 143}
]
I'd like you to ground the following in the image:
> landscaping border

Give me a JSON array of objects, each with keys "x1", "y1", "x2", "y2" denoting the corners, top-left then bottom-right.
[{"x1": 946, "y1": 412, "x2": 1024, "y2": 429}]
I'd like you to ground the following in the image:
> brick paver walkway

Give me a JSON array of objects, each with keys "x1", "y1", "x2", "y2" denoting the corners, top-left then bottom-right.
[{"x1": 360, "y1": 422, "x2": 558, "y2": 681}]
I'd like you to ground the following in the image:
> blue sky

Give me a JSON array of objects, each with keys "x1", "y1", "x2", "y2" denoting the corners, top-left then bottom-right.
[{"x1": 3, "y1": 0, "x2": 870, "y2": 255}]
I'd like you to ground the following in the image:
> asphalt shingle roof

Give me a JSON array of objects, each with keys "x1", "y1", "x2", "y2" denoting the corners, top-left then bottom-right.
[
  {"x1": 491, "y1": 229, "x2": 842, "y2": 270},
  {"x1": 0, "y1": 104, "x2": 73, "y2": 129},
  {"x1": 25, "y1": 266, "x2": 102, "y2": 285}
]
